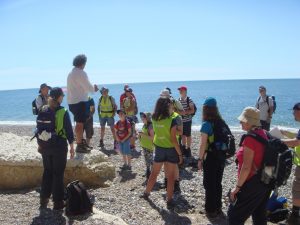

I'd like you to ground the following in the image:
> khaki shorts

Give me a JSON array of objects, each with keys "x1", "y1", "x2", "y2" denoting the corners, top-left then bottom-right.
[{"x1": 293, "y1": 166, "x2": 300, "y2": 199}]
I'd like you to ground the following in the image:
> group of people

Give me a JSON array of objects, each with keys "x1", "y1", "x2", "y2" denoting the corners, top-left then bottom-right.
[{"x1": 33, "y1": 54, "x2": 300, "y2": 225}]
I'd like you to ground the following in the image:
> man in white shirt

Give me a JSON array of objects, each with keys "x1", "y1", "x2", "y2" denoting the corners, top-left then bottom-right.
[
  {"x1": 255, "y1": 86, "x2": 274, "y2": 131},
  {"x1": 67, "y1": 54, "x2": 98, "y2": 153}
]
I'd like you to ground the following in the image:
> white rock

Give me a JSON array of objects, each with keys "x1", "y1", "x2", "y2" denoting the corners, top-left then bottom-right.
[{"x1": 0, "y1": 133, "x2": 115, "y2": 190}]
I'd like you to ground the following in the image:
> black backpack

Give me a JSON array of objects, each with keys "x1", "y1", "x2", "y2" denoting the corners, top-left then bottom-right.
[
  {"x1": 34, "y1": 106, "x2": 59, "y2": 148},
  {"x1": 240, "y1": 132, "x2": 293, "y2": 189},
  {"x1": 65, "y1": 180, "x2": 94, "y2": 216},
  {"x1": 32, "y1": 95, "x2": 44, "y2": 115},
  {"x1": 209, "y1": 119, "x2": 236, "y2": 159},
  {"x1": 187, "y1": 97, "x2": 197, "y2": 117}
]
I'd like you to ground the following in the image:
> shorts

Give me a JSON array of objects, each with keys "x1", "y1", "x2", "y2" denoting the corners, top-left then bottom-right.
[
  {"x1": 84, "y1": 117, "x2": 94, "y2": 139},
  {"x1": 69, "y1": 101, "x2": 88, "y2": 123},
  {"x1": 119, "y1": 139, "x2": 131, "y2": 156},
  {"x1": 153, "y1": 146, "x2": 179, "y2": 164},
  {"x1": 292, "y1": 166, "x2": 300, "y2": 199},
  {"x1": 260, "y1": 120, "x2": 271, "y2": 131},
  {"x1": 183, "y1": 120, "x2": 192, "y2": 137},
  {"x1": 100, "y1": 116, "x2": 115, "y2": 127}
]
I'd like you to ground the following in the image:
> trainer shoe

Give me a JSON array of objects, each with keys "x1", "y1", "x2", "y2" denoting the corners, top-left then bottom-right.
[
  {"x1": 98, "y1": 139, "x2": 104, "y2": 148},
  {"x1": 76, "y1": 143, "x2": 91, "y2": 153}
]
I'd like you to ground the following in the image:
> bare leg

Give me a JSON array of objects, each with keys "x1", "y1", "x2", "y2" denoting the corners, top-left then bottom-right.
[
  {"x1": 75, "y1": 122, "x2": 84, "y2": 144},
  {"x1": 110, "y1": 126, "x2": 116, "y2": 140},
  {"x1": 100, "y1": 126, "x2": 105, "y2": 140},
  {"x1": 181, "y1": 135, "x2": 187, "y2": 147},
  {"x1": 187, "y1": 136, "x2": 192, "y2": 148},
  {"x1": 145, "y1": 162, "x2": 163, "y2": 193},
  {"x1": 165, "y1": 162, "x2": 177, "y2": 201}
]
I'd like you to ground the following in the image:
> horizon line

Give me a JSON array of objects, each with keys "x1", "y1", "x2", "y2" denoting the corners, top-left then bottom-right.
[{"x1": 0, "y1": 77, "x2": 299, "y2": 92}]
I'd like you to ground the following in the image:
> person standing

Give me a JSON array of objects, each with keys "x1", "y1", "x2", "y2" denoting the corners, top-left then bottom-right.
[
  {"x1": 35, "y1": 83, "x2": 51, "y2": 112},
  {"x1": 98, "y1": 87, "x2": 118, "y2": 149},
  {"x1": 39, "y1": 87, "x2": 75, "y2": 210},
  {"x1": 83, "y1": 96, "x2": 95, "y2": 148},
  {"x1": 281, "y1": 103, "x2": 300, "y2": 225},
  {"x1": 255, "y1": 86, "x2": 274, "y2": 131},
  {"x1": 67, "y1": 54, "x2": 98, "y2": 153},
  {"x1": 178, "y1": 86, "x2": 195, "y2": 158},
  {"x1": 140, "y1": 97, "x2": 183, "y2": 210},
  {"x1": 198, "y1": 97, "x2": 226, "y2": 218},
  {"x1": 227, "y1": 107, "x2": 271, "y2": 225}
]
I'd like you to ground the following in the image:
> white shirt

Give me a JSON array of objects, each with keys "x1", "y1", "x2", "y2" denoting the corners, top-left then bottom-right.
[
  {"x1": 255, "y1": 95, "x2": 274, "y2": 121},
  {"x1": 67, "y1": 67, "x2": 95, "y2": 104}
]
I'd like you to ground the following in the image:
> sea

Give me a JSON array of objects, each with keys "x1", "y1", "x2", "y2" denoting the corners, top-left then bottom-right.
[{"x1": 0, "y1": 79, "x2": 299, "y2": 132}]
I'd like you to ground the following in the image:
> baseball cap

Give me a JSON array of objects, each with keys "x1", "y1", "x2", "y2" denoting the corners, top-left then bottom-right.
[
  {"x1": 39, "y1": 83, "x2": 51, "y2": 93},
  {"x1": 50, "y1": 87, "x2": 64, "y2": 100},
  {"x1": 293, "y1": 103, "x2": 300, "y2": 110},
  {"x1": 203, "y1": 97, "x2": 217, "y2": 107},
  {"x1": 117, "y1": 109, "x2": 126, "y2": 115},
  {"x1": 178, "y1": 86, "x2": 187, "y2": 91}
]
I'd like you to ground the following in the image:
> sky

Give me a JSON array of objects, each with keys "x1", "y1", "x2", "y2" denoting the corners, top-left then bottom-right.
[{"x1": 0, "y1": 0, "x2": 299, "y2": 90}]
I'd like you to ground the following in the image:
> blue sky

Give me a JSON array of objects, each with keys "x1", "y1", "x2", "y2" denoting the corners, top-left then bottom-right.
[{"x1": 0, "y1": 0, "x2": 299, "y2": 90}]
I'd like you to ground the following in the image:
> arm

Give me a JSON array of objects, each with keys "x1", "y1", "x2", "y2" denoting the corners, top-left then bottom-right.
[
  {"x1": 171, "y1": 125, "x2": 183, "y2": 164},
  {"x1": 123, "y1": 128, "x2": 132, "y2": 142},
  {"x1": 282, "y1": 138, "x2": 300, "y2": 148},
  {"x1": 186, "y1": 103, "x2": 195, "y2": 115},
  {"x1": 268, "y1": 97, "x2": 274, "y2": 117},
  {"x1": 230, "y1": 147, "x2": 254, "y2": 200},
  {"x1": 79, "y1": 72, "x2": 95, "y2": 93},
  {"x1": 114, "y1": 127, "x2": 120, "y2": 142},
  {"x1": 199, "y1": 133, "x2": 208, "y2": 160},
  {"x1": 36, "y1": 96, "x2": 43, "y2": 110}
]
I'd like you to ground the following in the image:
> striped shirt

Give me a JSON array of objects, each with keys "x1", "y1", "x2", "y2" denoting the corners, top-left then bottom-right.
[{"x1": 179, "y1": 96, "x2": 194, "y2": 122}]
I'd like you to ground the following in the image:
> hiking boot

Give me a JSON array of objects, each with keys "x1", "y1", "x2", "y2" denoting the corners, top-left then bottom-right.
[
  {"x1": 146, "y1": 169, "x2": 151, "y2": 179},
  {"x1": 82, "y1": 139, "x2": 93, "y2": 150},
  {"x1": 39, "y1": 198, "x2": 49, "y2": 208},
  {"x1": 120, "y1": 164, "x2": 127, "y2": 170},
  {"x1": 98, "y1": 139, "x2": 104, "y2": 148},
  {"x1": 287, "y1": 213, "x2": 300, "y2": 225},
  {"x1": 206, "y1": 211, "x2": 219, "y2": 219},
  {"x1": 167, "y1": 199, "x2": 175, "y2": 210},
  {"x1": 174, "y1": 180, "x2": 181, "y2": 194},
  {"x1": 75, "y1": 143, "x2": 91, "y2": 153},
  {"x1": 127, "y1": 165, "x2": 132, "y2": 171},
  {"x1": 53, "y1": 201, "x2": 65, "y2": 210},
  {"x1": 139, "y1": 192, "x2": 150, "y2": 200},
  {"x1": 185, "y1": 147, "x2": 192, "y2": 158}
]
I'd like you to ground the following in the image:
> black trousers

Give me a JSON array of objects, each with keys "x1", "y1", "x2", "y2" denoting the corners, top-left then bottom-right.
[
  {"x1": 227, "y1": 175, "x2": 272, "y2": 225},
  {"x1": 203, "y1": 152, "x2": 225, "y2": 213},
  {"x1": 40, "y1": 147, "x2": 67, "y2": 203},
  {"x1": 260, "y1": 120, "x2": 270, "y2": 131}
]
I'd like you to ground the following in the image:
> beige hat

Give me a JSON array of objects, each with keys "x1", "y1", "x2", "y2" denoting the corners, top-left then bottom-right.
[{"x1": 238, "y1": 107, "x2": 261, "y2": 127}]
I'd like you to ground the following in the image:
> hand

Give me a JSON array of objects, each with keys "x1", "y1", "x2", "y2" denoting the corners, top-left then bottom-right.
[
  {"x1": 70, "y1": 147, "x2": 75, "y2": 159},
  {"x1": 230, "y1": 187, "x2": 240, "y2": 202},
  {"x1": 94, "y1": 84, "x2": 99, "y2": 92},
  {"x1": 198, "y1": 160, "x2": 203, "y2": 173}
]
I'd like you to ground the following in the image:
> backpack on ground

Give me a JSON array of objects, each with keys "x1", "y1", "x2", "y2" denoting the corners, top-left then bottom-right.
[
  {"x1": 187, "y1": 97, "x2": 197, "y2": 117},
  {"x1": 240, "y1": 132, "x2": 293, "y2": 189},
  {"x1": 257, "y1": 95, "x2": 276, "y2": 114},
  {"x1": 209, "y1": 119, "x2": 236, "y2": 159},
  {"x1": 33, "y1": 106, "x2": 59, "y2": 148},
  {"x1": 65, "y1": 180, "x2": 94, "y2": 216}
]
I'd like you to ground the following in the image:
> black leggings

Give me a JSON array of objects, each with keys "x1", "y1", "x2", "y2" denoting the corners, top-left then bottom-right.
[{"x1": 227, "y1": 175, "x2": 272, "y2": 225}]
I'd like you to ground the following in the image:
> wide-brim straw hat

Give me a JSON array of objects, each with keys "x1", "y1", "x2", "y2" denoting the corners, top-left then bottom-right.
[{"x1": 238, "y1": 107, "x2": 261, "y2": 127}]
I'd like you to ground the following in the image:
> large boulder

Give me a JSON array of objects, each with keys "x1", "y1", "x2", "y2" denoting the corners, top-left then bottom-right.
[{"x1": 0, "y1": 133, "x2": 115, "y2": 190}]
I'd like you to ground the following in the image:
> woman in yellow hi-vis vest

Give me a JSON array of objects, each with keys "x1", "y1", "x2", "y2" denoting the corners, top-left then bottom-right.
[{"x1": 140, "y1": 97, "x2": 183, "y2": 210}]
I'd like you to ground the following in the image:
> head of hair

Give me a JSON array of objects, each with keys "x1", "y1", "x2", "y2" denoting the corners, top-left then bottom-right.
[
  {"x1": 73, "y1": 54, "x2": 87, "y2": 67},
  {"x1": 152, "y1": 97, "x2": 171, "y2": 121},
  {"x1": 202, "y1": 105, "x2": 222, "y2": 122}
]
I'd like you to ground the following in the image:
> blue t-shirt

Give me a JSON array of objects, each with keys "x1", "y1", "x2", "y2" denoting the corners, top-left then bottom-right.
[
  {"x1": 297, "y1": 129, "x2": 300, "y2": 140},
  {"x1": 200, "y1": 121, "x2": 213, "y2": 136}
]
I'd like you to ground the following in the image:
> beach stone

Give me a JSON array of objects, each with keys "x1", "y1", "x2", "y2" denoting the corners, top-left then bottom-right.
[{"x1": 0, "y1": 132, "x2": 115, "y2": 190}]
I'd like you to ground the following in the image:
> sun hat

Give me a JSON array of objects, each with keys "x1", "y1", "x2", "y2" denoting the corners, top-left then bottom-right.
[
  {"x1": 100, "y1": 86, "x2": 109, "y2": 94},
  {"x1": 238, "y1": 107, "x2": 261, "y2": 127},
  {"x1": 203, "y1": 97, "x2": 217, "y2": 107},
  {"x1": 160, "y1": 89, "x2": 171, "y2": 98}
]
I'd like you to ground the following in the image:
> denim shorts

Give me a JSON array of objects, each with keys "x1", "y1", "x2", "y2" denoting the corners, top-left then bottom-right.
[
  {"x1": 119, "y1": 139, "x2": 131, "y2": 156},
  {"x1": 153, "y1": 146, "x2": 179, "y2": 164},
  {"x1": 100, "y1": 117, "x2": 115, "y2": 127}
]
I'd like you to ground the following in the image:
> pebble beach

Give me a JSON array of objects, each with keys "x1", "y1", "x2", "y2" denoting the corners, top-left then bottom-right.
[{"x1": 0, "y1": 125, "x2": 294, "y2": 225}]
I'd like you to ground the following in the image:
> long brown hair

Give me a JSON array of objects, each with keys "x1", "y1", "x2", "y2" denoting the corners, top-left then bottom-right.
[
  {"x1": 202, "y1": 105, "x2": 222, "y2": 122},
  {"x1": 152, "y1": 97, "x2": 171, "y2": 121}
]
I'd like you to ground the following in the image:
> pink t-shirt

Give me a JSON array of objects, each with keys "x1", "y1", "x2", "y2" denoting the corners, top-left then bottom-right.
[{"x1": 236, "y1": 129, "x2": 268, "y2": 181}]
